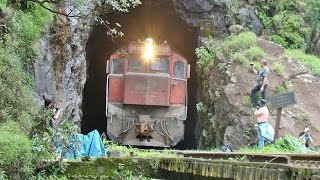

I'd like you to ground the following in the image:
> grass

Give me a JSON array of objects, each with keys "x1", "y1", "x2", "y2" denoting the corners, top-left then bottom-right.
[
  {"x1": 274, "y1": 84, "x2": 287, "y2": 94},
  {"x1": 244, "y1": 46, "x2": 265, "y2": 61},
  {"x1": 106, "y1": 141, "x2": 181, "y2": 158},
  {"x1": 285, "y1": 49, "x2": 320, "y2": 76},
  {"x1": 221, "y1": 32, "x2": 257, "y2": 54},
  {"x1": 298, "y1": 111, "x2": 310, "y2": 122},
  {"x1": 239, "y1": 135, "x2": 313, "y2": 153},
  {"x1": 271, "y1": 62, "x2": 285, "y2": 76}
]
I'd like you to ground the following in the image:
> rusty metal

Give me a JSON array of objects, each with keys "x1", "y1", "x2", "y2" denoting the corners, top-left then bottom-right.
[
  {"x1": 135, "y1": 122, "x2": 154, "y2": 136},
  {"x1": 159, "y1": 151, "x2": 320, "y2": 179}
]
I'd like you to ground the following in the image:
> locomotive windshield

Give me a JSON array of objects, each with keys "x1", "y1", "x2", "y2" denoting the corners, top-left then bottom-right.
[
  {"x1": 173, "y1": 60, "x2": 184, "y2": 79},
  {"x1": 128, "y1": 56, "x2": 145, "y2": 70},
  {"x1": 112, "y1": 59, "x2": 124, "y2": 74},
  {"x1": 150, "y1": 57, "x2": 168, "y2": 72},
  {"x1": 127, "y1": 55, "x2": 169, "y2": 73}
]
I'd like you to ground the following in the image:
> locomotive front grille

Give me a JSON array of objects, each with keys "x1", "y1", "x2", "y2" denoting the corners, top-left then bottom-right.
[{"x1": 123, "y1": 72, "x2": 170, "y2": 106}]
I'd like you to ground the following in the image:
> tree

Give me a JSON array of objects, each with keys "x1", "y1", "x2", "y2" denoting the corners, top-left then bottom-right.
[{"x1": 25, "y1": 0, "x2": 142, "y2": 38}]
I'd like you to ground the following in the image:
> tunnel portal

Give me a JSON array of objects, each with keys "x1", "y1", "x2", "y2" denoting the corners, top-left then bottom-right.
[{"x1": 82, "y1": 0, "x2": 199, "y2": 149}]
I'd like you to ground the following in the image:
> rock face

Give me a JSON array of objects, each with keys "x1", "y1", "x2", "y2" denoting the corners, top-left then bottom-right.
[
  {"x1": 173, "y1": 0, "x2": 230, "y2": 35},
  {"x1": 201, "y1": 38, "x2": 320, "y2": 149},
  {"x1": 34, "y1": 2, "x2": 95, "y2": 126}
]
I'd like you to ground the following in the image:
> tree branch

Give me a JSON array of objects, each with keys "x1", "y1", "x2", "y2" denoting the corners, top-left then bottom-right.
[{"x1": 28, "y1": 0, "x2": 84, "y2": 18}]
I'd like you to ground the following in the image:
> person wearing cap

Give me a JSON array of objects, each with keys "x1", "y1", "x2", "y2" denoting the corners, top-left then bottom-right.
[
  {"x1": 299, "y1": 126, "x2": 313, "y2": 148},
  {"x1": 250, "y1": 59, "x2": 269, "y2": 107},
  {"x1": 254, "y1": 99, "x2": 273, "y2": 147}
]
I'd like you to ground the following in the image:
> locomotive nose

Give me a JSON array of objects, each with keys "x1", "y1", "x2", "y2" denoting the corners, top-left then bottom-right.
[{"x1": 123, "y1": 72, "x2": 170, "y2": 106}]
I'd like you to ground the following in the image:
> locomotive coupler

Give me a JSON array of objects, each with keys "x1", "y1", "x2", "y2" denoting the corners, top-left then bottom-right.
[{"x1": 135, "y1": 122, "x2": 154, "y2": 141}]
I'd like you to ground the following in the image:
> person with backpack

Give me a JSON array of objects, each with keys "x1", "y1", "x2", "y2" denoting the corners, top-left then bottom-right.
[{"x1": 299, "y1": 126, "x2": 313, "y2": 148}]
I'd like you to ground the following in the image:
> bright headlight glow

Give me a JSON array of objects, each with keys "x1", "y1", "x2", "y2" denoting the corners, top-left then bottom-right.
[{"x1": 144, "y1": 38, "x2": 154, "y2": 61}]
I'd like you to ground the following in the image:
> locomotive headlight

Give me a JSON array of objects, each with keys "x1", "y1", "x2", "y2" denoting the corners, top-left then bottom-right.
[{"x1": 144, "y1": 38, "x2": 154, "y2": 61}]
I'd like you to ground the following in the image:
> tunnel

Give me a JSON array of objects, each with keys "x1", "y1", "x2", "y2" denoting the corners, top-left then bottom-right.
[{"x1": 82, "y1": 0, "x2": 198, "y2": 149}]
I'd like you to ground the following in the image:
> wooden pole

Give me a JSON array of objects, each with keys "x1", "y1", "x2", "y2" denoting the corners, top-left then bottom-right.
[{"x1": 274, "y1": 107, "x2": 282, "y2": 142}]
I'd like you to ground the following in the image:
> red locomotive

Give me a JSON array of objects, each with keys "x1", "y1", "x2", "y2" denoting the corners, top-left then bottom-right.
[{"x1": 106, "y1": 38, "x2": 190, "y2": 147}]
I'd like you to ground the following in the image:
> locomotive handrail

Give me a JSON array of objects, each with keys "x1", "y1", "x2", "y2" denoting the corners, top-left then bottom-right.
[{"x1": 106, "y1": 74, "x2": 110, "y2": 117}]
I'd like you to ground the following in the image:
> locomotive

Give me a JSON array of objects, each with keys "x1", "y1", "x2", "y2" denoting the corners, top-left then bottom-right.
[{"x1": 106, "y1": 38, "x2": 190, "y2": 147}]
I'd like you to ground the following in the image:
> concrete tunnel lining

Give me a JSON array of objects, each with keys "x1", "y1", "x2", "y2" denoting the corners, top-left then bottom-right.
[{"x1": 82, "y1": 0, "x2": 198, "y2": 149}]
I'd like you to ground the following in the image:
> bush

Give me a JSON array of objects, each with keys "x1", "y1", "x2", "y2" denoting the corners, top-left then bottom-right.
[
  {"x1": 232, "y1": 53, "x2": 250, "y2": 66},
  {"x1": 0, "y1": 121, "x2": 34, "y2": 179},
  {"x1": 274, "y1": 84, "x2": 287, "y2": 94},
  {"x1": 268, "y1": 35, "x2": 287, "y2": 47},
  {"x1": 271, "y1": 62, "x2": 285, "y2": 76},
  {"x1": 196, "y1": 37, "x2": 219, "y2": 71},
  {"x1": 0, "y1": 1, "x2": 53, "y2": 179},
  {"x1": 244, "y1": 46, "x2": 265, "y2": 61},
  {"x1": 221, "y1": 32, "x2": 256, "y2": 54},
  {"x1": 256, "y1": 0, "x2": 309, "y2": 50},
  {"x1": 8, "y1": 2, "x2": 53, "y2": 63}
]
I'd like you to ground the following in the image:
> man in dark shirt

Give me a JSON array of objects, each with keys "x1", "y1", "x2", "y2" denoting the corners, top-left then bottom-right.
[
  {"x1": 299, "y1": 126, "x2": 313, "y2": 148},
  {"x1": 250, "y1": 59, "x2": 269, "y2": 107}
]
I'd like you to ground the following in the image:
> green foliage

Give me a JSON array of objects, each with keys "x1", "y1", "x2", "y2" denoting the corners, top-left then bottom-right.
[
  {"x1": 244, "y1": 46, "x2": 265, "y2": 61},
  {"x1": 256, "y1": 0, "x2": 306, "y2": 49},
  {"x1": 240, "y1": 135, "x2": 313, "y2": 153},
  {"x1": 304, "y1": 0, "x2": 320, "y2": 52},
  {"x1": 195, "y1": 37, "x2": 219, "y2": 71},
  {"x1": 298, "y1": 112, "x2": 310, "y2": 122},
  {"x1": 285, "y1": 49, "x2": 320, "y2": 76},
  {"x1": 268, "y1": 35, "x2": 287, "y2": 47},
  {"x1": 271, "y1": 13, "x2": 305, "y2": 49},
  {"x1": 271, "y1": 62, "x2": 285, "y2": 76},
  {"x1": 34, "y1": 121, "x2": 81, "y2": 162},
  {"x1": 232, "y1": 46, "x2": 264, "y2": 66},
  {"x1": 274, "y1": 84, "x2": 287, "y2": 94},
  {"x1": 0, "y1": 169, "x2": 8, "y2": 180},
  {"x1": 255, "y1": 0, "x2": 273, "y2": 29},
  {"x1": 221, "y1": 32, "x2": 256, "y2": 54},
  {"x1": 232, "y1": 53, "x2": 249, "y2": 65},
  {"x1": 0, "y1": 121, "x2": 34, "y2": 179},
  {"x1": 3, "y1": 1, "x2": 53, "y2": 63},
  {"x1": 0, "y1": 1, "x2": 54, "y2": 179},
  {"x1": 106, "y1": 140, "x2": 180, "y2": 158},
  {"x1": 240, "y1": 96, "x2": 251, "y2": 107},
  {"x1": 109, "y1": 163, "x2": 150, "y2": 180},
  {"x1": 0, "y1": 46, "x2": 37, "y2": 129}
]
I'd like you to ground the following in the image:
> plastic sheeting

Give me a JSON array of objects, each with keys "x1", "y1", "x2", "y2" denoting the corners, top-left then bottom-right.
[
  {"x1": 267, "y1": 123, "x2": 275, "y2": 140},
  {"x1": 61, "y1": 130, "x2": 107, "y2": 159}
]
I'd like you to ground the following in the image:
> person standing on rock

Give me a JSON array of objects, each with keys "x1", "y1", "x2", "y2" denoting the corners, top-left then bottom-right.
[
  {"x1": 299, "y1": 126, "x2": 313, "y2": 148},
  {"x1": 250, "y1": 59, "x2": 269, "y2": 107},
  {"x1": 254, "y1": 99, "x2": 273, "y2": 148}
]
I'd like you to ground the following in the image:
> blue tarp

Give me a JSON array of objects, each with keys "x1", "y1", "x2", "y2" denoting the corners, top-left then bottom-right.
[{"x1": 61, "y1": 130, "x2": 107, "y2": 159}]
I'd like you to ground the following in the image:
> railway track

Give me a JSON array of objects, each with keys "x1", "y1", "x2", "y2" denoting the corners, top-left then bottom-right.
[
  {"x1": 159, "y1": 151, "x2": 320, "y2": 179},
  {"x1": 175, "y1": 151, "x2": 320, "y2": 168}
]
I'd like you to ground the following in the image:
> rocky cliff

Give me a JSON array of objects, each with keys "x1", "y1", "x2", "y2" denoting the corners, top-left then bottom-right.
[
  {"x1": 34, "y1": 2, "x2": 95, "y2": 126},
  {"x1": 33, "y1": 0, "x2": 320, "y2": 149}
]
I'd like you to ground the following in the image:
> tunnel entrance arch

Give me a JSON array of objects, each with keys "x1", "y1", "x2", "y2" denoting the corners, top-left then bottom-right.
[{"x1": 82, "y1": 0, "x2": 198, "y2": 149}]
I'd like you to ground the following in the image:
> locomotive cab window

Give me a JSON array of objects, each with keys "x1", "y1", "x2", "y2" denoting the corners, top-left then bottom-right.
[
  {"x1": 173, "y1": 60, "x2": 185, "y2": 79},
  {"x1": 151, "y1": 57, "x2": 169, "y2": 73},
  {"x1": 112, "y1": 59, "x2": 124, "y2": 74},
  {"x1": 128, "y1": 56, "x2": 145, "y2": 71}
]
